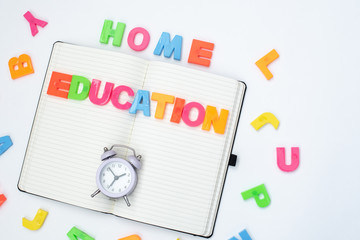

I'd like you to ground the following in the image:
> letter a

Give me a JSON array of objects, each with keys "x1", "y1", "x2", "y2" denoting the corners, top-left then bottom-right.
[{"x1": 129, "y1": 90, "x2": 150, "y2": 116}]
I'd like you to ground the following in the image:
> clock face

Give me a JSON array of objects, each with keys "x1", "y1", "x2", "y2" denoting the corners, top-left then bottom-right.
[{"x1": 96, "y1": 158, "x2": 137, "y2": 198}]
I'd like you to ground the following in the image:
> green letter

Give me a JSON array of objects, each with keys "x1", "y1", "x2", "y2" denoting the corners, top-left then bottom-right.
[
  {"x1": 68, "y1": 75, "x2": 91, "y2": 100},
  {"x1": 67, "y1": 227, "x2": 94, "y2": 240},
  {"x1": 241, "y1": 184, "x2": 271, "y2": 208},
  {"x1": 99, "y1": 19, "x2": 126, "y2": 47}
]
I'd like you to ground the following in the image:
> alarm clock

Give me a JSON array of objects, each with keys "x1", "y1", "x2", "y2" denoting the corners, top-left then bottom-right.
[{"x1": 90, "y1": 144, "x2": 142, "y2": 207}]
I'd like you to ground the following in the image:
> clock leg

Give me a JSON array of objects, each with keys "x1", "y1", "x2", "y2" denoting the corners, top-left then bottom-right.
[
  {"x1": 123, "y1": 195, "x2": 131, "y2": 207},
  {"x1": 91, "y1": 189, "x2": 101, "y2": 198}
]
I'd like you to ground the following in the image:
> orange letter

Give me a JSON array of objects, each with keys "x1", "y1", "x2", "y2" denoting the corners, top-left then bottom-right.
[
  {"x1": 151, "y1": 92, "x2": 175, "y2": 119},
  {"x1": 170, "y1": 98, "x2": 185, "y2": 123},
  {"x1": 188, "y1": 39, "x2": 214, "y2": 67},
  {"x1": 201, "y1": 106, "x2": 229, "y2": 134},
  {"x1": 47, "y1": 71, "x2": 72, "y2": 99},
  {"x1": 8, "y1": 54, "x2": 34, "y2": 79}
]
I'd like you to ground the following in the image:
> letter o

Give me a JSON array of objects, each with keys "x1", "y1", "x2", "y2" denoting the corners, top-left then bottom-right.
[
  {"x1": 127, "y1": 27, "x2": 150, "y2": 51},
  {"x1": 181, "y1": 102, "x2": 205, "y2": 127}
]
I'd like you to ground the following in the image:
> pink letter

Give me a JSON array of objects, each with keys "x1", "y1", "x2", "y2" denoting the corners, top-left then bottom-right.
[
  {"x1": 89, "y1": 79, "x2": 114, "y2": 105},
  {"x1": 127, "y1": 27, "x2": 150, "y2": 51},
  {"x1": 23, "y1": 11, "x2": 48, "y2": 37},
  {"x1": 276, "y1": 147, "x2": 300, "y2": 172},
  {"x1": 111, "y1": 85, "x2": 134, "y2": 110},
  {"x1": 181, "y1": 102, "x2": 205, "y2": 127}
]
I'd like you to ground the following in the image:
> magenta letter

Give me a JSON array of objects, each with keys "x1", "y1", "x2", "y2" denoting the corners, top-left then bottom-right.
[
  {"x1": 181, "y1": 102, "x2": 205, "y2": 127},
  {"x1": 127, "y1": 27, "x2": 150, "y2": 51},
  {"x1": 23, "y1": 11, "x2": 48, "y2": 37},
  {"x1": 89, "y1": 79, "x2": 114, "y2": 106},
  {"x1": 277, "y1": 147, "x2": 300, "y2": 172},
  {"x1": 111, "y1": 85, "x2": 134, "y2": 110}
]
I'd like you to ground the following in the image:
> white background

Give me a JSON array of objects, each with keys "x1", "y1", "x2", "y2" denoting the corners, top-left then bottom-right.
[{"x1": 1, "y1": 0, "x2": 359, "y2": 239}]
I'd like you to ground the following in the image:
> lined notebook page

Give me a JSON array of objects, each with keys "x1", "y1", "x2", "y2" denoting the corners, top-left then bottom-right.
[
  {"x1": 18, "y1": 42, "x2": 148, "y2": 212},
  {"x1": 113, "y1": 61, "x2": 245, "y2": 236}
]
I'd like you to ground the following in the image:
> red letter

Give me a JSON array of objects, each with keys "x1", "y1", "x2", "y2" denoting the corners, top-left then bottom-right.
[
  {"x1": 188, "y1": 39, "x2": 214, "y2": 67},
  {"x1": 47, "y1": 72, "x2": 72, "y2": 99},
  {"x1": 170, "y1": 98, "x2": 185, "y2": 123}
]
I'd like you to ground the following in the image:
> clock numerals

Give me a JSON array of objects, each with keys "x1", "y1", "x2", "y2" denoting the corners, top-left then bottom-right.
[{"x1": 98, "y1": 161, "x2": 135, "y2": 195}]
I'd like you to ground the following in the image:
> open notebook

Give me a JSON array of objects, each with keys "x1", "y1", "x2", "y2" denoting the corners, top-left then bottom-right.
[{"x1": 18, "y1": 42, "x2": 246, "y2": 237}]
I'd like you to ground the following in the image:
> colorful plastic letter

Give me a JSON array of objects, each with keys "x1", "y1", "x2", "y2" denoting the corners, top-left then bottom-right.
[
  {"x1": 153, "y1": 32, "x2": 182, "y2": 60},
  {"x1": 111, "y1": 85, "x2": 134, "y2": 110},
  {"x1": 255, "y1": 49, "x2": 279, "y2": 80},
  {"x1": 188, "y1": 39, "x2": 214, "y2": 67},
  {"x1": 67, "y1": 227, "x2": 95, "y2": 240},
  {"x1": 151, "y1": 92, "x2": 175, "y2": 119},
  {"x1": 47, "y1": 71, "x2": 72, "y2": 99},
  {"x1": 129, "y1": 90, "x2": 150, "y2": 116},
  {"x1": 170, "y1": 98, "x2": 185, "y2": 123},
  {"x1": 201, "y1": 106, "x2": 229, "y2": 134},
  {"x1": 8, "y1": 54, "x2": 34, "y2": 79},
  {"x1": 182, "y1": 102, "x2": 205, "y2": 127},
  {"x1": 0, "y1": 136, "x2": 13, "y2": 156},
  {"x1": 118, "y1": 235, "x2": 141, "y2": 240},
  {"x1": 68, "y1": 75, "x2": 91, "y2": 101},
  {"x1": 89, "y1": 79, "x2": 114, "y2": 105},
  {"x1": 127, "y1": 27, "x2": 150, "y2": 51},
  {"x1": 23, "y1": 11, "x2": 48, "y2": 36},
  {"x1": 239, "y1": 229, "x2": 252, "y2": 240},
  {"x1": 99, "y1": 20, "x2": 126, "y2": 47},
  {"x1": 250, "y1": 112, "x2": 279, "y2": 130},
  {"x1": 229, "y1": 229, "x2": 252, "y2": 240},
  {"x1": 0, "y1": 194, "x2": 7, "y2": 206},
  {"x1": 22, "y1": 208, "x2": 48, "y2": 230},
  {"x1": 241, "y1": 184, "x2": 271, "y2": 208},
  {"x1": 277, "y1": 147, "x2": 300, "y2": 172}
]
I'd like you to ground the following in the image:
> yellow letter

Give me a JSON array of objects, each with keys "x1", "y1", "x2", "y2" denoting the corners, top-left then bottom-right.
[
  {"x1": 151, "y1": 92, "x2": 175, "y2": 119},
  {"x1": 22, "y1": 208, "x2": 48, "y2": 230},
  {"x1": 201, "y1": 106, "x2": 229, "y2": 134}
]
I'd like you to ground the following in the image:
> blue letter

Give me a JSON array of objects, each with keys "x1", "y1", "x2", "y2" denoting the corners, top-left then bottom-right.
[
  {"x1": 129, "y1": 90, "x2": 150, "y2": 116},
  {"x1": 153, "y1": 32, "x2": 182, "y2": 61},
  {"x1": 229, "y1": 229, "x2": 252, "y2": 240},
  {"x1": 0, "y1": 136, "x2": 13, "y2": 155}
]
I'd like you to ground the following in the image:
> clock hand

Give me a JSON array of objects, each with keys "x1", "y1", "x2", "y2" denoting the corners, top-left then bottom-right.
[
  {"x1": 109, "y1": 178, "x2": 116, "y2": 187},
  {"x1": 108, "y1": 167, "x2": 116, "y2": 177},
  {"x1": 114, "y1": 173, "x2": 126, "y2": 180},
  {"x1": 116, "y1": 173, "x2": 126, "y2": 179}
]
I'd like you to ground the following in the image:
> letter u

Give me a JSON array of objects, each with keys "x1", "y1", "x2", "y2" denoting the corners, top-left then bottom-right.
[{"x1": 89, "y1": 79, "x2": 114, "y2": 105}]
